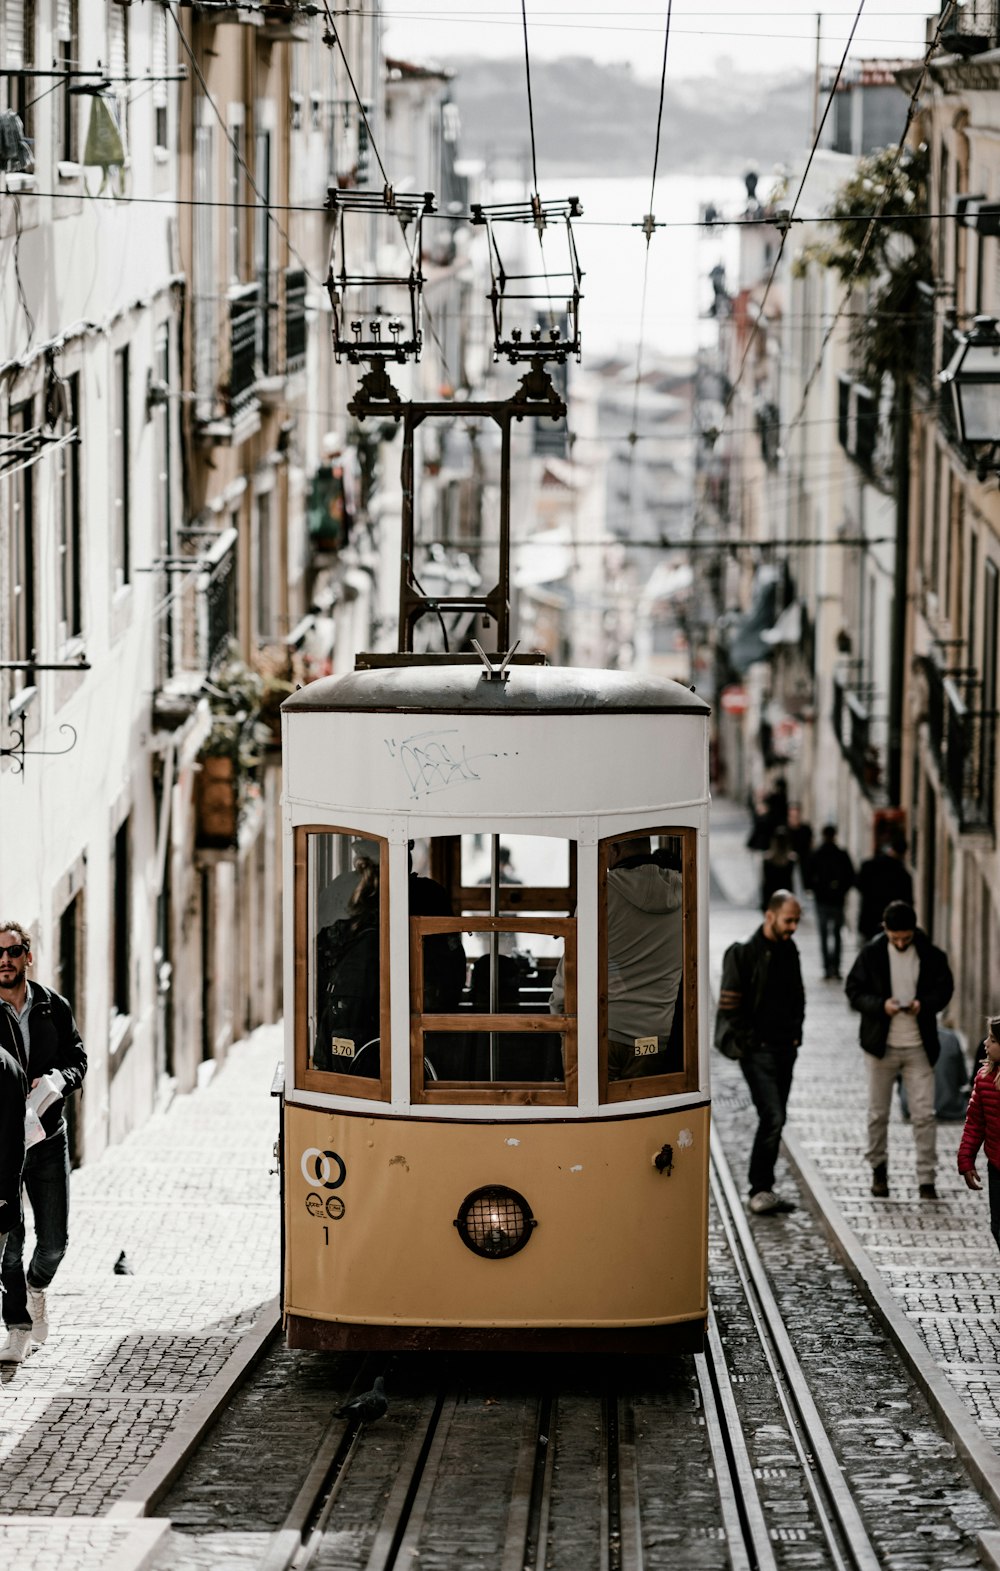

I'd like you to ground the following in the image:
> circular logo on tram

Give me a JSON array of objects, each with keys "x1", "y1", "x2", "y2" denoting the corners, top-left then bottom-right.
[
  {"x1": 301, "y1": 1147, "x2": 347, "y2": 1191},
  {"x1": 325, "y1": 1196, "x2": 346, "y2": 1221}
]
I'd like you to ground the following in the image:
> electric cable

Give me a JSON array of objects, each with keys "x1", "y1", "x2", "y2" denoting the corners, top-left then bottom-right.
[
  {"x1": 785, "y1": 0, "x2": 958, "y2": 441},
  {"x1": 166, "y1": 4, "x2": 322, "y2": 286},
  {"x1": 720, "y1": 0, "x2": 867, "y2": 432}
]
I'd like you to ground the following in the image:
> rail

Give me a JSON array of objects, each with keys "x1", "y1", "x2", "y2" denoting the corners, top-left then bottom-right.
[{"x1": 831, "y1": 668, "x2": 887, "y2": 803}]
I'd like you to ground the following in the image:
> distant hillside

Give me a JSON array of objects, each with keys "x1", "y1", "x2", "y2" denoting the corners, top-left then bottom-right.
[{"x1": 443, "y1": 56, "x2": 815, "y2": 177}]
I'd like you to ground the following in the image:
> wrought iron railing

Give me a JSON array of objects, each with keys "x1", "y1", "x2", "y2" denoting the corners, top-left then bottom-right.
[
  {"x1": 832, "y1": 667, "x2": 888, "y2": 802},
  {"x1": 924, "y1": 651, "x2": 997, "y2": 832},
  {"x1": 285, "y1": 268, "x2": 307, "y2": 372},
  {"x1": 152, "y1": 528, "x2": 239, "y2": 701}
]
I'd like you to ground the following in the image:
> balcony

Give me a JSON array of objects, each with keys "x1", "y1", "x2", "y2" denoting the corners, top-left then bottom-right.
[
  {"x1": 939, "y1": 0, "x2": 998, "y2": 54},
  {"x1": 193, "y1": 285, "x2": 262, "y2": 442},
  {"x1": 152, "y1": 528, "x2": 239, "y2": 729},
  {"x1": 924, "y1": 652, "x2": 997, "y2": 834},
  {"x1": 832, "y1": 666, "x2": 888, "y2": 802}
]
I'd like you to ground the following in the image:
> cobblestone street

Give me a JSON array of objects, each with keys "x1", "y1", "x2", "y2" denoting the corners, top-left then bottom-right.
[
  {"x1": 709, "y1": 794, "x2": 1000, "y2": 1448},
  {"x1": 3, "y1": 804, "x2": 1000, "y2": 1567},
  {"x1": 0, "y1": 1028, "x2": 281, "y2": 1568}
]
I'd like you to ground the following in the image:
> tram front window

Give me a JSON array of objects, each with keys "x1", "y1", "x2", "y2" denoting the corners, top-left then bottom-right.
[
  {"x1": 600, "y1": 829, "x2": 696, "y2": 1099},
  {"x1": 410, "y1": 834, "x2": 576, "y2": 1105},
  {"x1": 299, "y1": 828, "x2": 387, "y2": 1093}
]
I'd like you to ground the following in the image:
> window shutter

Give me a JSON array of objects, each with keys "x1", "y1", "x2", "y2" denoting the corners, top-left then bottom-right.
[
  {"x1": 55, "y1": 0, "x2": 73, "y2": 45},
  {"x1": 6, "y1": 0, "x2": 27, "y2": 68},
  {"x1": 108, "y1": 3, "x2": 127, "y2": 81},
  {"x1": 152, "y1": 6, "x2": 167, "y2": 107}
]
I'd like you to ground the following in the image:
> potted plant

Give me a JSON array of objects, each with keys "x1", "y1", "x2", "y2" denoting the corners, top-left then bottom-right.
[{"x1": 195, "y1": 645, "x2": 266, "y2": 848}]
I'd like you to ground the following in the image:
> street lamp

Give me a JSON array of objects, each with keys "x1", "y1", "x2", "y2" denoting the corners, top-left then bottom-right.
[{"x1": 939, "y1": 314, "x2": 1000, "y2": 478}]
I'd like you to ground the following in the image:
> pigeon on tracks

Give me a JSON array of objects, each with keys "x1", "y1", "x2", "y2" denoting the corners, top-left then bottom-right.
[{"x1": 336, "y1": 1375, "x2": 388, "y2": 1424}]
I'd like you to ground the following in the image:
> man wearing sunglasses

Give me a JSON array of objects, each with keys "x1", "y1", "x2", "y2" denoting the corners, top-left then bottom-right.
[{"x1": 0, "y1": 922, "x2": 87, "y2": 1364}]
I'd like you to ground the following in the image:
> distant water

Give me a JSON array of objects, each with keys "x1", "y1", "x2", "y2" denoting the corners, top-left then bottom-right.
[{"x1": 491, "y1": 174, "x2": 747, "y2": 363}]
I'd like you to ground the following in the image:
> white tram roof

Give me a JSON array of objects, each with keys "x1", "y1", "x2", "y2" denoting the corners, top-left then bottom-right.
[{"x1": 282, "y1": 662, "x2": 711, "y2": 718}]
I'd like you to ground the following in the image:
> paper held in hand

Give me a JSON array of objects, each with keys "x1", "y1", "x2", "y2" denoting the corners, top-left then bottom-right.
[{"x1": 24, "y1": 1069, "x2": 65, "y2": 1147}]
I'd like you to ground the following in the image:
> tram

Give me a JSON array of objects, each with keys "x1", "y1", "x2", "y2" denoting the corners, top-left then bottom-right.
[{"x1": 277, "y1": 657, "x2": 711, "y2": 1353}]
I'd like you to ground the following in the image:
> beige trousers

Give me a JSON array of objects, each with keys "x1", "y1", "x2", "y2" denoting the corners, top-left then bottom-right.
[{"x1": 866, "y1": 1040, "x2": 936, "y2": 1184}]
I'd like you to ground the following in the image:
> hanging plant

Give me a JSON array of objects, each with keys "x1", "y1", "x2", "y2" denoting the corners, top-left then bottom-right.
[{"x1": 793, "y1": 142, "x2": 931, "y2": 394}]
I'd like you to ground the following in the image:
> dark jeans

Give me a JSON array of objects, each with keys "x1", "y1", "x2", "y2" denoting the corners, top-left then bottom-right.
[
  {"x1": 2, "y1": 1122, "x2": 71, "y2": 1329},
  {"x1": 815, "y1": 902, "x2": 845, "y2": 977},
  {"x1": 740, "y1": 1042, "x2": 798, "y2": 1195},
  {"x1": 989, "y1": 1162, "x2": 1000, "y2": 1257}
]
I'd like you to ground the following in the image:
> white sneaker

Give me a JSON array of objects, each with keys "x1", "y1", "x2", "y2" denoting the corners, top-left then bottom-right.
[
  {"x1": 749, "y1": 1189, "x2": 780, "y2": 1215},
  {"x1": 0, "y1": 1328, "x2": 32, "y2": 1364},
  {"x1": 26, "y1": 1286, "x2": 48, "y2": 1344}
]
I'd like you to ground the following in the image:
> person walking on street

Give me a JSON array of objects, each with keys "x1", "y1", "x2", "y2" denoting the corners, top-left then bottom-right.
[
  {"x1": 0, "y1": 922, "x2": 87, "y2": 1363},
  {"x1": 957, "y1": 1016, "x2": 1000, "y2": 1253},
  {"x1": 856, "y1": 831, "x2": 913, "y2": 941},
  {"x1": 715, "y1": 891, "x2": 805, "y2": 1215},
  {"x1": 806, "y1": 824, "x2": 855, "y2": 979},
  {"x1": 760, "y1": 827, "x2": 799, "y2": 911},
  {"x1": 845, "y1": 899, "x2": 954, "y2": 1200},
  {"x1": 0, "y1": 1043, "x2": 27, "y2": 1283}
]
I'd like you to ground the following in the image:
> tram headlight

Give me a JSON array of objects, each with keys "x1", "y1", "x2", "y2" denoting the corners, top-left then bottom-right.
[{"x1": 454, "y1": 1186, "x2": 536, "y2": 1259}]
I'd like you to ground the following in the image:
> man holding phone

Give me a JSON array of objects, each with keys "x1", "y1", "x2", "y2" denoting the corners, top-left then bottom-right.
[{"x1": 845, "y1": 900, "x2": 954, "y2": 1201}]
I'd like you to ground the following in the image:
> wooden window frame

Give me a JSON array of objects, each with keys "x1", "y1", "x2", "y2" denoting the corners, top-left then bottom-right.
[
  {"x1": 410, "y1": 915, "x2": 577, "y2": 1107},
  {"x1": 294, "y1": 824, "x2": 391, "y2": 1102},
  {"x1": 598, "y1": 826, "x2": 699, "y2": 1105},
  {"x1": 424, "y1": 833, "x2": 577, "y2": 915}
]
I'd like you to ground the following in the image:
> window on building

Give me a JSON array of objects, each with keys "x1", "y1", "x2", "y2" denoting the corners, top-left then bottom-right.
[
  {"x1": 4, "y1": 0, "x2": 35, "y2": 147},
  {"x1": 228, "y1": 113, "x2": 244, "y2": 282},
  {"x1": 193, "y1": 122, "x2": 216, "y2": 414},
  {"x1": 112, "y1": 347, "x2": 130, "y2": 589},
  {"x1": 254, "y1": 129, "x2": 272, "y2": 373},
  {"x1": 152, "y1": 3, "x2": 168, "y2": 151},
  {"x1": 55, "y1": 0, "x2": 79, "y2": 163},
  {"x1": 55, "y1": 372, "x2": 82, "y2": 644},
  {"x1": 7, "y1": 398, "x2": 36, "y2": 702},
  {"x1": 254, "y1": 486, "x2": 274, "y2": 641},
  {"x1": 111, "y1": 816, "x2": 131, "y2": 1019},
  {"x1": 984, "y1": 559, "x2": 998, "y2": 716},
  {"x1": 107, "y1": 0, "x2": 129, "y2": 148}
]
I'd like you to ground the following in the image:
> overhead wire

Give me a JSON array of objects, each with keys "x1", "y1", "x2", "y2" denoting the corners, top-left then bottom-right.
[
  {"x1": 165, "y1": 3, "x2": 322, "y2": 286},
  {"x1": 720, "y1": 0, "x2": 867, "y2": 432},
  {"x1": 784, "y1": 0, "x2": 958, "y2": 440},
  {"x1": 627, "y1": 0, "x2": 674, "y2": 444}
]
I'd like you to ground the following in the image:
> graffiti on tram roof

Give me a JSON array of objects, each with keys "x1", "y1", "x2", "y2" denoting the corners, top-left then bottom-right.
[{"x1": 385, "y1": 728, "x2": 516, "y2": 799}]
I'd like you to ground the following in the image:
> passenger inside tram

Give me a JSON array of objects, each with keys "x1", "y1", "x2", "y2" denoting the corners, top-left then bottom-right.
[
  {"x1": 550, "y1": 834, "x2": 684, "y2": 1081},
  {"x1": 315, "y1": 851, "x2": 382, "y2": 1075}
]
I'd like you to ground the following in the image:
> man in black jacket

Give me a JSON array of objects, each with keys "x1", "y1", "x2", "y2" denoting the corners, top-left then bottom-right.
[
  {"x1": 806, "y1": 824, "x2": 855, "y2": 979},
  {"x1": 715, "y1": 891, "x2": 805, "y2": 1215},
  {"x1": 0, "y1": 921, "x2": 87, "y2": 1363},
  {"x1": 844, "y1": 899, "x2": 953, "y2": 1200},
  {"x1": 0, "y1": 1045, "x2": 27, "y2": 1257}
]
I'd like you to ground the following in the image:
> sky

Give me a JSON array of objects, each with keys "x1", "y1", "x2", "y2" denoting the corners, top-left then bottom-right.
[{"x1": 379, "y1": 0, "x2": 941, "y2": 82}]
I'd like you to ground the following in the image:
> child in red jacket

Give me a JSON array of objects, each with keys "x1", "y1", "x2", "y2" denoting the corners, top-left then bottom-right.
[{"x1": 958, "y1": 1016, "x2": 1000, "y2": 1253}]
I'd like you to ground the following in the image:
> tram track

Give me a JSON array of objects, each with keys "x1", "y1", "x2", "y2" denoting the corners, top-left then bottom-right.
[
  {"x1": 705, "y1": 1132, "x2": 882, "y2": 1571},
  {"x1": 151, "y1": 1137, "x2": 1000, "y2": 1571},
  {"x1": 250, "y1": 1156, "x2": 884, "y2": 1571}
]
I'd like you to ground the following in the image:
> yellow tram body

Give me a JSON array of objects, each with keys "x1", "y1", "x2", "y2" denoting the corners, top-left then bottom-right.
[
  {"x1": 278, "y1": 663, "x2": 712, "y2": 1353},
  {"x1": 285, "y1": 1103, "x2": 709, "y2": 1343}
]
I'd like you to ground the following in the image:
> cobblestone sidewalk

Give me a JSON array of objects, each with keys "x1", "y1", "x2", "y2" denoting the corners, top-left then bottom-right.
[
  {"x1": 709, "y1": 793, "x2": 1000, "y2": 1451},
  {"x1": 0, "y1": 1024, "x2": 282, "y2": 1569}
]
